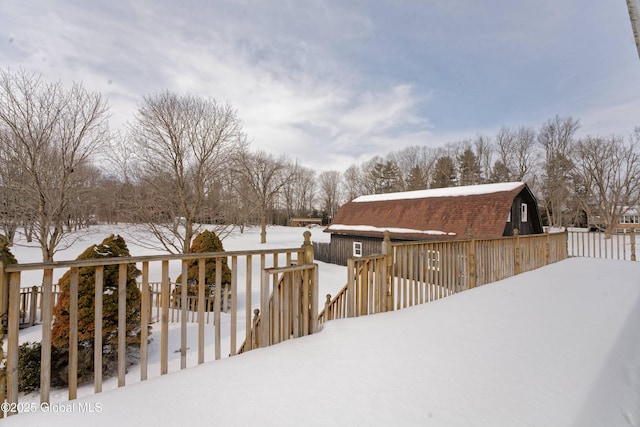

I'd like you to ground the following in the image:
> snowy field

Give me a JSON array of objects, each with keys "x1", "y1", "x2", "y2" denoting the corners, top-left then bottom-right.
[
  {"x1": 3, "y1": 226, "x2": 640, "y2": 426},
  {"x1": 8, "y1": 224, "x2": 334, "y2": 287}
]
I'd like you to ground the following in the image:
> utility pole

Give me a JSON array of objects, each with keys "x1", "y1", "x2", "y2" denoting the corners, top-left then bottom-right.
[{"x1": 627, "y1": 0, "x2": 640, "y2": 59}]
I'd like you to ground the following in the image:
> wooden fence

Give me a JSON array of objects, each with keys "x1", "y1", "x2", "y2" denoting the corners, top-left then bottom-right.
[
  {"x1": 319, "y1": 230, "x2": 569, "y2": 323},
  {"x1": 14, "y1": 284, "x2": 61, "y2": 328},
  {"x1": 0, "y1": 232, "x2": 318, "y2": 417},
  {"x1": 567, "y1": 230, "x2": 637, "y2": 261}
]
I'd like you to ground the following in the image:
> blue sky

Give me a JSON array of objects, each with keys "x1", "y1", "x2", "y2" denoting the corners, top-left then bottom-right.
[{"x1": 1, "y1": 0, "x2": 638, "y2": 171}]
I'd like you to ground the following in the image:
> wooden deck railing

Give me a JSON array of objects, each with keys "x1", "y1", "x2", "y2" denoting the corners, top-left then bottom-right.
[
  {"x1": 320, "y1": 230, "x2": 569, "y2": 323},
  {"x1": 318, "y1": 283, "x2": 348, "y2": 324},
  {"x1": 238, "y1": 262, "x2": 319, "y2": 353},
  {"x1": 14, "y1": 280, "x2": 227, "y2": 330},
  {"x1": 0, "y1": 231, "x2": 317, "y2": 417}
]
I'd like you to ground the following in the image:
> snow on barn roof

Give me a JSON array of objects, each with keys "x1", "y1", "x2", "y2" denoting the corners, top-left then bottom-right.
[
  {"x1": 353, "y1": 182, "x2": 525, "y2": 203},
  {"x1": 326, "y1": 182, "x2": 529, "y2": 240},
  {"x1": 326, "y1": 224, "x2": 457, "y2": 237}
]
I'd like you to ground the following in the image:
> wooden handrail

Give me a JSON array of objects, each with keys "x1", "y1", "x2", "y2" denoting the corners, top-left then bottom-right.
[
  {"x1": 0, "y1": 238, "x2": 315, "y2": 417},
  {"x1": 237, "y1": 262, "x2": 318, "y2": 354}
]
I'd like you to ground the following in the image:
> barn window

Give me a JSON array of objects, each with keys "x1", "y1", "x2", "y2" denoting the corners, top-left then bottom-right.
[
  {"x1": 353, "y1": 241, "x2": 363, "y2": 257},
  {"x1": 507, "y1": 210, "x2": 511, "y2": 222},
  {"x1": 521, "y1": 203, "x2": 528, "y2": 222}
]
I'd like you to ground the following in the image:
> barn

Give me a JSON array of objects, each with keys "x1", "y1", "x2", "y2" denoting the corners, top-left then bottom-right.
[{"x1": 322, "y1": 182, "x2": 543, "y2": 265}]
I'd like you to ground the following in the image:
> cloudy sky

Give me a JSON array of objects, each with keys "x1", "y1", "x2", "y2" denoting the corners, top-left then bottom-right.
[{"x1": 1, "y1": 0, "x2": 638, "y2": 171}]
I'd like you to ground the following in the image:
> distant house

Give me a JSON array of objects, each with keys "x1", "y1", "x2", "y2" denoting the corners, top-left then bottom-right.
[
  {"x1": 615, "y1": 208, "x2": 640, "y2": 233},
  {"x1": 323, "y1": 182, "x2": 543, "y2": 265},
  {"x1": 289, "y1": 217, "x2": 323, "y2": 227},
  {"x1": 587, "y1": 208, "x2": 640, "y2": 233}
]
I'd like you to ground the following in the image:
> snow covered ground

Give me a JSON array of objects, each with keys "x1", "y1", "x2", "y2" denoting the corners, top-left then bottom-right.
[{"x1": 3, "y1": 226, "x2": 640, "y2": 426}]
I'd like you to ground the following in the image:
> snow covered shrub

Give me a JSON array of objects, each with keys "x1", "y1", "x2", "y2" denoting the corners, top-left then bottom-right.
[
  {"x1": 175, "y1": 229, "x2": 231, "y2": 294},
  {"x1": 17, "y1": 342, "x2": 41, "y2": 393},
  {"x1": 49, "y1": 234, "x2": 142, "y2": 386},
  {"x1": 0, "y1": 234, "x2": 17, "y2": 265}
]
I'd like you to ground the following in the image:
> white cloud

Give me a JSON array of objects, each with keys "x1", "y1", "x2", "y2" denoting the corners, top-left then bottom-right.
[{"x1": 1, "y1": 0, "x2": 638, "y2": 172}]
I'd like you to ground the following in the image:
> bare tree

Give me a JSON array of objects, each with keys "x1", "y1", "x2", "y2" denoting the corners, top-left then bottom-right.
[
  {"x1": 0, "y1": 69, "x2": 109, "y2": 261},
  {"x1": 282, "y1": 165, "x2": 316, "y2": 219},
  {"x1": 495, "y1": 126, "x2": 516, "y2": 181},
  {"x1": 573, "y1": 132, "x2": 640, "y2": 234},
  {"x1": 512, "y1": 126, "x2": 537, "y2": 182},
  {"x1": 127, "y1": 91, "x2": 246, "y2": 253},
  {"x1": 343, "y1": 164, "x2": 365, "y2": 200},
  {"x1": 318, "y1": 170, "x2": 343, "y2": 219},
  {"x1": 0, "y1": 148, "x2": 23, "y2": 244},
  {"x1": 538, "y1": 116, "x2": 580, "y2": 227},
  {"x1": 232, "y1": 150, "x2": 297, "y2": 244},
  {"x1": 473, "y1": 134, "x2": 493, "y2": 184}
]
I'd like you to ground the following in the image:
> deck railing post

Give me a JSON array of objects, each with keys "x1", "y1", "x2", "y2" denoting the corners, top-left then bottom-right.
[
  {"x1": 0, "y1": 234, "x2": 12, "y2": 415},
  {"x1": 468, "y1": 239, "x2": 476, "y2": 290},
  {"x1": 6, "y1": 272, "x2": 19, "y2": 414},
  {"x1": 632, "y1": 229, "x2": 637, "y2": 262},
  {"x1": 324, "y1": 294, "x2": 331, "y2": 322},
  {"x1": 545, "y1": 228, "x2": 551, "y2": 265},
  {"x1": 381, "y1": 231, "x2": 394, "y2": 312},
  {"x1": 302, "y1": 230, "x2": 314, "y2": 264},
  {"x1": 514, "y1": 229, "x2": 521, "y2": 275},
  {"x1": 0, "y1": 260, "x2": 6, "y2": 417},
  {"x1": 347, "y1": 258, "x2": 355, "y2": 317},
  {"x1": 301, "y1": 231, "x2": 316, "y2": 330}
]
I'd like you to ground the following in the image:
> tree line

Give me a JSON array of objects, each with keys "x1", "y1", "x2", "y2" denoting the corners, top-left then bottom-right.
[{"x1": 1, "y1": 69, "x2": 639, "y2": 261}]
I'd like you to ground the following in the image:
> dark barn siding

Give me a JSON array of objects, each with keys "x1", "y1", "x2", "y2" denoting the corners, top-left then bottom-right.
[
  {"x1": 328, "y1": 235, "x2": 384, "y2": 266},
  {"x1": 503, "y1": 190, "x2": 543, "y2": 236}
]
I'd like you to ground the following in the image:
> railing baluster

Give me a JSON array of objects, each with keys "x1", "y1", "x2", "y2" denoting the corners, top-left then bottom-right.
[
  {"x1": 245, "y1": 254, "x2": 252, "y2": 352},
  {"x1": 214, "y1": 258, "x2": 222, "y2": 359},
  {"x1": 140, "y1": 262, "x2": 149, "y2": 381},
  {"x1": 161, "y1": 260, "x2": 169, "y2": 375},
  {"x1": 94, "y1": 266, "x2": 104, "y2": 392},
  {"x1": 197, "y1": 259, "x2": 205, "y2": 365},
  {"x1": 7, "y1": 272, "x2": 20, "y2": 414},
  {"x1": 41, "y1": 268, "x2": 53, "y2": 403},
  {"x1": 118, "y1": 264, "x2": 127, "y2": 387},
  {"x1": 69, "y1": 268, "x2": 79, "y2": 400},
  {"x1": 230, "y1": 256, "x2": 238, "y2": 354}
]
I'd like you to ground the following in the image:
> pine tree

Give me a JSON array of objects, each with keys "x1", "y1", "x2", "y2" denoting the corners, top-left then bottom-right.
[
  {"x1": 405, "y1": 165, "x2": 427, "y2": 191},
  {"x1": 176, "y1": 230, "x2": 232, "y2": 296},
  {"x1": 41, "y1": 235, "x2": 142, "y2": 387},
  {"x1": 431, "y1": 156, "x2": 456, "y2": 188},
  {"x1": 51, "y1": 235, "x2": 141, "y2": 347}
]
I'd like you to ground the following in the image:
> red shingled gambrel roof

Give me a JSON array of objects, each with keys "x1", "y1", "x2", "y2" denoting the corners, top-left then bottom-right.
[{"x1": 325, "y1": 182, "x2": 530, "y2": 240}]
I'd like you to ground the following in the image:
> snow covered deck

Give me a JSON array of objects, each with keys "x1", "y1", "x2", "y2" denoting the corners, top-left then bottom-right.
[{"x1": 5, "y1": 257, "x2": 639, "y2": 426}]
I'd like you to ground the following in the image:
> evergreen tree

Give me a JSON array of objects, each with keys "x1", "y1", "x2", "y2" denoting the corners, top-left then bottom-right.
[
  {"x1": 457, "y1": 148, "x2": 482, "y2": 186},
  {"x1": 489, "y1": 160, "x2": 511, "y2": 183},
  {"x1": 52, "y1": 235, "x2": 141, "y2": 347},
  {"x1": 405, "y1": 165, "x2": 427, "y2": 191},
  {"x1": 431, "y1": 156, "x2": 456, "y2": 188},
  {"x1": 176, "y1": 230, "x2": 231, "y2": 296},
  {"x1": 43, "y1": 235, "x2": 141, "y2": 387},
  {"x1": 0, "y1": 234, "x2": 17, "y2": 265}
]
